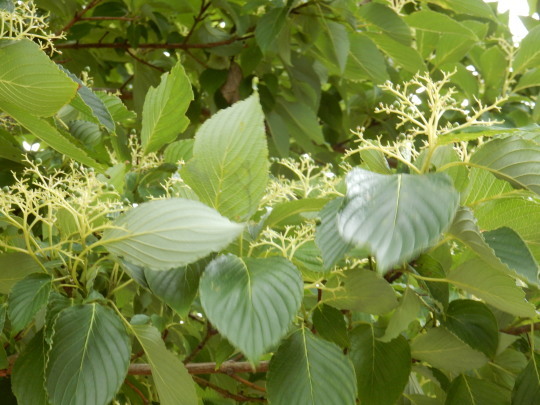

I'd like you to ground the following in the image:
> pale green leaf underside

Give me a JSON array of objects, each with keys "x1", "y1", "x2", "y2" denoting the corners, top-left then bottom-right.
[
  {"x1": 141, "y1": 61, "x2": 193, "y2": 153},
  {"x1": 411, "y1": 327, "x2": 488, "y2": 373},
  {"x1": 182, "y1": 93, "x2": 268, "y2": 220},
  {"x1": 446, "y1": 374, "x2": 510, "y2": 405},
  {"x1": 46, "y1": 304, "x2": 131, "y2": 405},
  {"x1": 513, "y1": 25, "x2": 540, "y2": 74},
  {"x1": 462, "y1": 168, "x2": 514, "y2": 206},
  {"x1": 0, "y1": 252, "x2": 42, "y2": 294},
  {"x1": 322, "y1": 270, "x2": 398, "y2": 315},
  {"x1": 200, "y1": 254, "x2": 303, "y2": 361},
  {"x1": 338, "y1": 168, "x2": 459, "y2": 272},
  {"x1": 102, "y1": 198, "x2": 244, "y2": 270},
  {"x1": 470, "y1": 136, "x2": 540, "y2": 196},
  {"x1": 381, "y1": 288, "x2": 421, "y2": 342},
  {"x1": 0, "y1": 39, "x2": 77, "y2": 116},
  {"x1": 0, "y1": 100, "x2": 106, "y2": 171},
  {"x1": 131, "y1": 323, "x2": 197, "y2": 405},
  {"x1": 447, "y1": 257, "x2": 536, "y2": 317},
  {"x1": 267, "y1": 328, "x2": 357, "y2": 405}
]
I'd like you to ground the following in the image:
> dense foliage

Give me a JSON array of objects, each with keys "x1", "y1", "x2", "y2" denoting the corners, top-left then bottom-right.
[{"x1": 1, "y1": 0, "x2": 540, "y2": 404}]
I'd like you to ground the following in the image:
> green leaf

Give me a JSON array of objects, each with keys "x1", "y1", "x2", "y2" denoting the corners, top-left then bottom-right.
[
  {"x1": 444, "y1": 299, "x2": 499, "y2": 358},
  {"x1": 484, "y1": 227, "x2": 539, "y2": 285},
  {"x1": 367, "y1": 32, "x2": 426, "y2": 74},
  {"x1": 182, "y1": 93, "x2": 268, "y2": 220},
  {"x1": 474, "y1": 196, "x2": 540, "y2": 262},
  {"x1": 12, "y1": 331, "x2": 48, "y2": 405},
  {"x1": 446, "y1": 374, "x2": 510, "y2": 405},
  {"x1": 312, "y1": 304, "x2": 349, "y2": 348},
  {"x1": 415, "y1": 254, "x2": 449, "y2": 307},
  {"x1": 144, "y1": 261, "x2": 204, "y2": 317},
  {"x1": 346, "y1": 34, "x2": 389, "y2": 84},
  {"x1": 131, "y1": 323, "x2": 197, "y2": 405},
  {"x1": 264, "y1": 198, "x2": 329, "y2": 228},
  {"x1": 8, "y1": 273, "x2": 52, "y2": 333},
  {"x1": 512, "y1": 353, "x2": 540, "y2": 404},
  {"x1": 316, "y1": 198, "x2": 353, "y2": 269},
  {"x1": 199, "y1": 255, "x2": 302, "y2": 361},
  {"x1": 358, "y1": 3, "x2": 411, "y2": 44},
  {"x1": 163, "y1": 139, "x2": 194, "y2": 163},
  {"x1": 429, "y1": 0, "x2": 495, "y2": 19},
  {"x1": 411, "y1": 327, "x2": 488, "y2": 373},
  {"x1": 515, "y1": 68, "x2": 540, "y2": 91},
  {"x1": 102, "y1": 198, "x2": 244, "y2": 270},
  {"x1": 267, "y1": 328, "x2": 357, "y2": 405},
  {"x1": 350, "y1": 324, "x2": 411, "y2": 405},
  {"x1": 381, "y1": 288, "x2": 422, "y2": 342},
  {"x1": 46, "y1": 304, "x2": 131, "y2": 405},
  {"x1": 0, "y1": 101, "x2": 106, "y2": 171},
  {"x1": 0, "y1": 252, "x2": 42, "y2": 294},
  {"x1": 513, "y1": 25, "x2": 540, "y2": 74},
  {"x1": 462, "y1": 168, "x2": 514, "y2": 205},
  {"x1": 0, "y1": 130, "x2": 23, "y2": 163},
  {"x1": 322, "y1": 269, "x2": 398, "y2": 314},
  {"x1": 338, "y1": 169, "x2": 459, "y2": 272},
  {"x1": 360, "y1": 149, "x2": 392, "y2": 174},
  {"x1": 315, "y1": 20, "x2": 350, "y2": 73},
  {"x1": 446, "y1": 257, "x2": 536, "y2": 317},
  {"x1": 141, "y1": 61, "x2": 193, "y2": 153},
  {"x1": 470, "y1": 136, "x2": 540, "y2": 195},
  {"x1": 0, "y1": 39, "x2": 77, "y2": 116},
  {"x1": 255, "y1": 7, "x2": 289, "y2": 54},
  {"x1": 405, "y1": 10, "x2": 477, "y2": 39}
]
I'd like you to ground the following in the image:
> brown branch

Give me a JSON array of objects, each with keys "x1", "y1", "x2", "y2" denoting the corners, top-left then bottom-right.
[
  {"x1": 183, "y1": 0, "x2": 211, "y2": 45},
  {"x1": 79, "y1": 16, "x2": 137, "y2": 21},
  {"x1": 124, "y1": 379, "x2": 149, "y2": 404},
  {"x1": 229, "y1": 374, "x2": 267, "y2": 392},
  {"x1": 58, "y1": 0, "x2": 104, "y2": 34},
  {"x1": 502, "y1": 323, "x2": 540, "y2": 335},
  {"x1": 126, "y1": 48, "x2": 165, "y2": 72},
  {"x1": 183, "y1": 324, "x2": 217, "y2": 364},
  {"x1": 193, "y1": 376, "x2": 267, "y2": 403},
  {"x1": 128, "y1": 360, "x2": 269, "y2": 376},
  {"x1": 55, "y1": 35, "x2": 254, "y2": 50}
]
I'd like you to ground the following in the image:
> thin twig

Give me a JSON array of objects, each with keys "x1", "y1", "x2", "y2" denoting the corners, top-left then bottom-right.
[
  {"x1": 80, "y1": 16, "x2": 137, "y2": 21},
  {"x1": 193, "y1": 376, "x2": 267, "y2": 403},
  {"x1": 183, "y1": 324, "x2": 217, "y2": 364},
  {"x1": 124, "y1": 379, "x2": 149, "y2": 404},
  {"x1": 56, "y1": 35, "x2": 254, "y2": 50},
  {"x1": 58, "y1": 0, "x2": 104, "y2": 34},
  {"x1": 502, "y1": 323, "x2": 540, "y2": 335},
  {"x1": 126, "y1": 48, "x2": 165, "y2": 72},
  {"x1": 229, "y1": 374, "x2": 267, "y2": 392},
  {"x1": 183, "y1": 0, "x2": 211, "y2": 44}
]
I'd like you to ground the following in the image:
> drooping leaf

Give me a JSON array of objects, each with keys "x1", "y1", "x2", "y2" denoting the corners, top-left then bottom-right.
[
  {"x1": 312, "y1": 304, "x2": 349, "y2": 348},
  {"x1": 144, "y1": 260, "x2": 206, "y2": 317},
  {"x1": 483, "y1": 227, "x2": 539, "y2": 285},
  {"x1": 0, "y1": 252, "x2": 42, "y2": 294},
  {"x1": 182, "y1": 93, "x2": 268, "y2": 220},
  {"x1": 46, "y1": 304, "x2": 131, "y2": 405},
  {"x1": 446, "y1": 258, "x2": 535, "y2": 317},
  {"x1": 265, "y1": 198, "x2": 330, "y2": 229},
  {"x1": 322, "y1": 269, "x2": 398, "y2": 314},
  {"x1": 513, "y1": 25, "x2": 540, "y2": 74},
  {"x1": 163, "y1": 139, "x2": 194, "y2": 163},
  {"x1": 415, "y1": 254, "x2": 449, "y2": 307},
  {"x1": 381, "y1": 288, "x2": 422, "y2": 342},
  {"x1": 0, "y1": 101, "x2": 106, "y2": 171},
  {"x1": 350, "y1": 324, "x2": 411, "y2": 405},
  {"x1": 12, "y1": 331, "x2": 48, "y2": 405},
  {"x1": 470, "y1": 136, "x2": 540, "y2": 196},
  {"x1": 8, "y1": 273, "x2": 52, "y2": 333},
  {"x1": 462, "y1": 168, "x2": 514, "y2": 205},
  {"x1": 102, "y1": 198, "x2": 244, "y2": 270},
  {"x1": 515, "y1": 68, "x2": 540, "y2": 91},
  {"x1": 446, "y1": 375, "x2": 510, "y2": 405},
  {"x1": 405, "y1": 10, "x2": 477, "y2": 39},
  {"x1": 315, "y1": 198, "x2": 353, "y2": 269},
  {"x1": 358, "y1": 2, "x2": 411, "y2": 44},
  {"x1": 199, "y1": 255, "x2": 302, "y2": 361},
  {"x1": 131, "y1": 323, "x2": 197, "y2": 405},
  {"x1": 267, "y1": 328, "x2": 357, "y2": 405},
  {"x1": 338, "y1": 169, "x2": 459, "y2": 272},
  {"x1": 346, "y1": 33, "x2": 389, "y2": 84},
  {"x1": 0, "y1": 39, "x2": 77, "y2": 116},
  {"x1": 512, "y1": 353, "x2": 540, "y2": 404},
  {"x1": 411, "y1": 327, "x2": 488, "y2": 373},
  {"x1": 141, "y1": 61, "x2": 193, "y2": 153},
  {"x1": 429, "y1": 0, "x2": 495, "y2": 19},
  {"x1": 255, "y1": 7, "x2": 289, "y2": 54},
  {"x1": 315, "y1": 20, "x2": 350, "y2": 73},
  {"x1": 367, "y1": 32, "x2": 426, "y2": 74},
  {"x1": 444, "y1": 299, "x2": 499, "y2": 358}
]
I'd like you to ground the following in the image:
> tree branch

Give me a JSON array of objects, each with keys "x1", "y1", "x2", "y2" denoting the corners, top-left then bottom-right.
[
  {"x1": 55, "y1": 35, "x2": 253, "y2": 50},
  {"x1": 126, "y1": 48, "x2": 165, "y2": 72},
  {"x1": 79, "y1": 16, "x2": 137, "y2": 21},
  {"x1": 502, "y1": 322, "x2": 540, "y2": 335},
  {"x1": 58, "y1": 0, "x2": 104, "y2": 34},
  {"x1": 129, "y1": 360, "x2": 269, "y2": 375}
]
